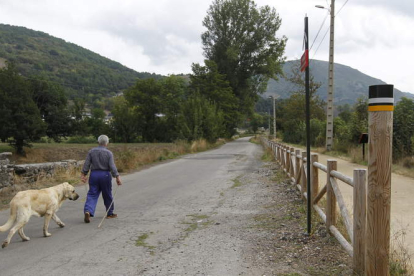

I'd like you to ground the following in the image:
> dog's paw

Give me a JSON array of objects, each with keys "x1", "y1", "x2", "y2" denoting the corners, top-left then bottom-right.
[
  {"x1": 2, "y1": 241, "x2": 8, "y2": 248},
  {"x1": 22, "y1": 237, "x2": 30, "y2": 241},
  {"x1": 44, "y1": 232, "x2": 52, "y2": 237},
  {"x1": 58, "y1": 222, "x2": 65, "y2": 228}
]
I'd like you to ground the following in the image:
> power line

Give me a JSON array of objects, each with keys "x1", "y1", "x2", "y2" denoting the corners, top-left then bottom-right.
[
  {"x1": 311, "y1": 0, "x2": 350, "y2": 59},
  {"x1": 311, "y1": 26, "x2": 330, "y2": 59},
  {"x1": 336, "y1": 0, "x2": 350, "y2": 15},
  {"x1": 310, "y1": 13, "x2": 329, "y2": 51}
]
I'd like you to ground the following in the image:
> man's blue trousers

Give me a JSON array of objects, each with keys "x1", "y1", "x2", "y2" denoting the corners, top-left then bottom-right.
[{"x1": 84, "y1": 170, "x2": 114, "y2": 216}]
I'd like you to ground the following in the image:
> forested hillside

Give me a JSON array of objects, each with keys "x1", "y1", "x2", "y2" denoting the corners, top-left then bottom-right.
[
  {"x1": 265, "y1": 60, "x2": 414, "y2": 105},
  {"x1": 0, "y1": 24, "x2": 163, "y2": 100}
]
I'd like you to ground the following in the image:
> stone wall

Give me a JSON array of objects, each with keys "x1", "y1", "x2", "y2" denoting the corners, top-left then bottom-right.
[
  {"x1": 0, "y1": 152, "x2": 84, "y2": 190},
  {"x1": 0, "y1": 152, "x2": 13, "y2": 189}
]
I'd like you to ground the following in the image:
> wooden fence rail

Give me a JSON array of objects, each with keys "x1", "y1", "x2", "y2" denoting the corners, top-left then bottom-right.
[{"x1": 261, "y1": 138, "x2": 367, "y2": 274}]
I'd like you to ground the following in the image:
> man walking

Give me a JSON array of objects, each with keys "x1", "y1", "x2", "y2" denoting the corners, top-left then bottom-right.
[{"x1": 81, "y1": 135, "x2": 122, "y2": 223}]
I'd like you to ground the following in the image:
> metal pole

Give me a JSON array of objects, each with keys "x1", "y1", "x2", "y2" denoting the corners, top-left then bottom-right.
[
  {"x1": 304, "y1": 16, "x2": 311, "y2": 234},
  {"x1": 325, "y1": 0, "x2": 335, "y2": 151},
  {"x1": 273, "y1": 97, "x2": 276, "y2": 138}
]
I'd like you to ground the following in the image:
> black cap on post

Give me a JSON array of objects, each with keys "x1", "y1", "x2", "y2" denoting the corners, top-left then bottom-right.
[{"x1": 368, "y1": 85, "x2": 394, "y2": 112}]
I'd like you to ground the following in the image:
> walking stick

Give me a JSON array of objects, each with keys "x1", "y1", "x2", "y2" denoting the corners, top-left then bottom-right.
[
  {"x1": 82, "y1": 182, "x2": 89, "y2": 202},
  {"x1": 98, "y1": 184, "x2": 120, "y2": 228}
]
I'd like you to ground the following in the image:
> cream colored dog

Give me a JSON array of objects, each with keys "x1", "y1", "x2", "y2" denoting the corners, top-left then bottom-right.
[{"x1": 0, "y1": 182, "x2": 79, "y2": 248}]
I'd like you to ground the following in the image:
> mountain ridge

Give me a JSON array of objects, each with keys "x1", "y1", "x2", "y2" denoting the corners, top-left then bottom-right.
[
  {"x1": 0, "y1": 23, "x2": 163, "y2": 100},
  {"x1": 264, "y1": 59, "x2": 414, "y2": 105}
]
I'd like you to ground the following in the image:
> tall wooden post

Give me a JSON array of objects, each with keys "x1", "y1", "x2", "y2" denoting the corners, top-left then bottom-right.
[
  {"x1": 326, "y1": 160, "x2": 337, "y2": 229},
  {"x1": 366, "y1": 85, "x2": 394, "y2": 275}
]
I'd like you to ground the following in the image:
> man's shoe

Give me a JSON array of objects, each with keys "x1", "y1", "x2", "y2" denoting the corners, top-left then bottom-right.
[
  {"x1": 106, "y1": 214, "x2": 118, "y2": 219},
  {"x1": 84, "y1": 212, "x2": 91, "y2": 223}
]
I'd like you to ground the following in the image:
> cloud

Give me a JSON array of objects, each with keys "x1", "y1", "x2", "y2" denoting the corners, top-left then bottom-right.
[
  {"x1": 85, "y1": 0, "x2": 209, "y2": 67},
  {"x1": 0, "y1": 0, "x2": 412, "y2": 92},
  {"x1": 356, "y1": 0, "x2": 413, "y2": 16}
]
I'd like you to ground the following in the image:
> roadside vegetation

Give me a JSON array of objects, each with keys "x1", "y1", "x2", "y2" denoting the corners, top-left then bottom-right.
[
  {"x1": 0, "y1": 0, "x2": 286, "y2": 157},
  {"x1": 252, "y1": 61, "x2": 414, "y2": 176}
]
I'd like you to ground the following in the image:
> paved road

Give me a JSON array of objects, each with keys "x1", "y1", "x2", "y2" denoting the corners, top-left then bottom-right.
[{"x1": 0, "y1": 137, "x2": 262, "y2": 276}]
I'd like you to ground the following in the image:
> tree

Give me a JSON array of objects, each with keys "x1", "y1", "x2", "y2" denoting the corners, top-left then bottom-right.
[
  {"x1": 277, "y1": 60, "x2": 326, "y2": 145},
  {"x1": 158, "y1": 75, "x2": 188, "y2": 141},
  {"x1": 71, "y1": 98, "x2": 88, "y2": 136},
  {"x1": 125, "y1": 76, "x2": 189, "y2": 142},
  {"x1": 30, "y1": 78, "x2": 72, "y2": 141},
  {"x1": 349, "y1": 98, "x2": 368, "y2": 143},
  {"x1": 0, "y1": 63, "x2": 46, "y2": 154},
  {"x1": 86, "y1": 108, "x2": 110, "y2": 138},
  {"x1": 111, "y1": 97, "x2": 139, "y2": 143},
  {"x1": 178, "y1": 93, "x2": 225, "y2": 142},
  {"x1": 125, "y1": 78, "x2": 163, "y2": 142},
  {"x1": 190, "y1": 60, "x2": 240, "y2": 137},
  {"x1": 250, "y1": 113, "x2": 264, "y2": 133},
  {"x1": 202, "y1": 0, "x2": 286, "y2": 116},
  {"x1": 393, "y1": 97, "x2": 414, "y2": 160}
]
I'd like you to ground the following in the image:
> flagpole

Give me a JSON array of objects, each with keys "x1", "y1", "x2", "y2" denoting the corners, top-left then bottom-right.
[{"x1": 304, "y1": 15, "x2": 311, "y2": 234}]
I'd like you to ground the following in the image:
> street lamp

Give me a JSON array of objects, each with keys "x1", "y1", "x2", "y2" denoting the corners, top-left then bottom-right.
[
  {"x1": 316, "y1": 0, "x2": 335, "y2": 151},
  {"x1": 268, "y1": 95, "x2": 279, "y2": 139}
]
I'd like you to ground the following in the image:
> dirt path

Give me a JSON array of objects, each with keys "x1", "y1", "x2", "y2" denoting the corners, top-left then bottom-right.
[{"x1": 295, "y1": 150, "x2": 414, "y2": 265}]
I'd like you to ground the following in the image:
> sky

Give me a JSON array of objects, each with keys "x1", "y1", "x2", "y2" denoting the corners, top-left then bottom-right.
[{"x1": 0, "y1": 0, "x2": 413, "y2": 93}]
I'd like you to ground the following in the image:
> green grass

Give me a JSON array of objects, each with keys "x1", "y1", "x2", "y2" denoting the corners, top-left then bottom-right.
[
  {"x1": 135, "y1": 233, "x2": 156, "y2": 250},
  {"x1": 261, "y1": 149, "x2": 274, "y2": 162},
  {"x1": 181, "y1": 214, "x2": 212, "y2": 234},
  {"x1": 231, "y1": 177, "x2": 243, "y2": 188},
  {"x1": 0, "y1": 143, "x2": 12, "y2": 153}
]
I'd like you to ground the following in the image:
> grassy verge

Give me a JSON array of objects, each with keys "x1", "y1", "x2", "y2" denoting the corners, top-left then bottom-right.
[{"x1": 390, "y1": 227, "x2": 414, "y2": 275}]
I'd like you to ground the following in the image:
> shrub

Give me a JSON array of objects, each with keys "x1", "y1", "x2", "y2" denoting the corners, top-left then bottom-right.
[{"x1": 66, "y1": 136, "x2": 97, "y2": 144}]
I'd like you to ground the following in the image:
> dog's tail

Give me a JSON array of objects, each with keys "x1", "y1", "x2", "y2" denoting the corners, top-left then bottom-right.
[{"x1": 0, "y1": 204, "x2": 17, "y2": 232}]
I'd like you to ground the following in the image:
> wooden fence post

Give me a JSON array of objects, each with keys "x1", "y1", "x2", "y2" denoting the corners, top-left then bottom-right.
[
  {"x1": 290, "y1": 147, "x2": 295, "y2": 176},
  {"x1": 286, "y1": 146, "x2": 291, "y2": 175},
  {"x1": 295, "y1": 150, "x2": 301, "y2": 183},
  {"x1": 326, "y1": 160, "x2": 337, "y2": 229},
  {"x1": 278, "y1": 144, "x2": 282, "y2": 166},
  {"x1": 311, "y1": 154, "x2": 319, "y2": 201},
  {"x1": 353, "y1": 169, "x2": 367, "y2": 275},
  {"x1": 281, "y1": 145, "x2": 286, "y2": 168},
  {"x1": 301, "y1": 152, "x2": 307, "y2": 199},
  {"x1": 366, "y1": 85, "x2": 394, "y2": 275}
]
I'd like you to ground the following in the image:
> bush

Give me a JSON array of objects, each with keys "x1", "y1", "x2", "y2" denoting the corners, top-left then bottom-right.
[
  {"x1": 66, "y1": 136, "x2": 97, "y2": 144},
  {"x1": 402, "y1": 157, "x2": 414, "y2": 169}
]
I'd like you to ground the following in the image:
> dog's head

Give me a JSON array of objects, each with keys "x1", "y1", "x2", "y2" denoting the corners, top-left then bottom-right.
[{"x1": 61, "y1": 182, "x2": 79, "y2": 201}]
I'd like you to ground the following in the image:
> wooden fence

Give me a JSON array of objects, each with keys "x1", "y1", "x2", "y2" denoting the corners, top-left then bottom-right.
[{"x1": 261, "y1": 138, "x2": 367, "y2": 274}]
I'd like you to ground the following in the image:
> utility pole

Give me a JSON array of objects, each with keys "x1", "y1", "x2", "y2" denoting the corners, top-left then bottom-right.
[
  {"x1": 316, "y1": 0, "x2": 336, "y2": 151},
  {"x1": 269, "y1": 95, "x2": 278, "y2": 138},
  {"x1": 268, "y1": 109, "x2": 271, "y2": 136},
  {"x1": 326, "y1": 0, "x2": 335, "y2": 151}
]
